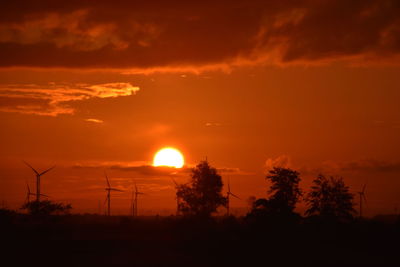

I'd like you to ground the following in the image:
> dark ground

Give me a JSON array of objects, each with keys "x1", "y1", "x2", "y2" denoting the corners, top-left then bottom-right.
[{"x1": 1, "y1": 212, "x2": 399, "y2": 267}]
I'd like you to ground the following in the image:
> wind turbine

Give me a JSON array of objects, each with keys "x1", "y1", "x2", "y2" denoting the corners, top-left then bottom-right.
[
  {"x1": 171, "y1": 178, "x2": 181, "y2": 216},
  {"x1": 25, "y1": 182, "x2": 48, "y2": 203},
  {"x1": 133, "y1": 183, "x2": 144, "y2": 217},
  {"x1": 226, "y1": 178, "x2": 240, "y2": 216},
  {"x1": 104, "y1": 171, "x2": 123, "y2": 216},
  {"x1": 25, "y1": 183, "x2": 36, "y2": 203},
  {"x1": 23, "y1": 161, "x2": 55, "y2": 202},
  {"x1": 358, "y1": 184, "x2": 367, "y2": 218}
]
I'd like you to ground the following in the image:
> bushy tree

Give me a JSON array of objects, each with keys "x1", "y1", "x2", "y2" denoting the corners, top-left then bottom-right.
[
  {"x1": 248, "y1": 167, "x2": 302, "y2": 220},
  {"x1": 305, "y1": 174, "x2": 355, "y2": 220},
  {"x1": 265, "y1": 167, "x2": 303, "y2": 214},
  {"x1": 177, "y1": 160, "x2": 226, "y2": 217},
  {"x1": 21, "y1": 200, "x2": 72, "y2": 215}
]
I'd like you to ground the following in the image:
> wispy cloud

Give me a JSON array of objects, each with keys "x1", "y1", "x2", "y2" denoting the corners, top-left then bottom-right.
[
  {"x1": 205, "y1": 122, "x2": 222, "y2": 127},
  {"x1": 85, "y1": 118, "x2": 103, "y2": 123},
  {"x1": 0, "y1": 82, "x2": 139, "y2": 116}
]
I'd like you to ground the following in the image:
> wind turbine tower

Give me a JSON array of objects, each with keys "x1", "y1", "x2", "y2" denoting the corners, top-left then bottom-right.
[
  {"x1": 23, "y1": 161, "x2": 55, "y2": 202},
  {"x1": 25, "y1": 182, "x2": 48, "y2": 203},
  {"x1": 133, "y1": 183, "x2": 144, "y2": 217},
  {"x1": 130, "y1": 186, "x2": 135, "y2": 216}
]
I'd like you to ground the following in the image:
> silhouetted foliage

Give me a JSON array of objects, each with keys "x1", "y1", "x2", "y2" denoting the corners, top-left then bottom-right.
[
  {"x1": 176, "y1": 160, "x2": 226, "y2": 218},
  {"x1": 246, "y1": 196, "x2": 257, "y2": 209},
  {"x1": 21, "y1": 200, "x2": 72, "y2": 215},
  {"x1": 265, "y1": 167, "x2": 303, "y2": 213},
  {"x1": 305, "y1": 174, "x2": 355, "y2": 220},
  {"x1": 247, "y1": 167, "x2": 302, "y2": 223},
  {"x1": 0, "y1": 208, "x2": 16, "y2": 225}
]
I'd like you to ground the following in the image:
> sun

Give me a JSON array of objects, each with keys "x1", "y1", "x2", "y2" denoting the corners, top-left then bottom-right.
[{"x1": 153, "y1": 147, "x2": 184, "y2": 168}]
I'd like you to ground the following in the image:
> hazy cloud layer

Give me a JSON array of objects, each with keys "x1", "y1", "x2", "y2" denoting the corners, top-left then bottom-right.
[
  {"x1": 0, "y1": 0, "x2": 399, "y2": 71},
  {"x1": 322, "y1": 159, "x2": 400, "y2": 174},
  {"x1": 73, "y1": 160, "x2": 246, "y2": 178},
  {"x1": 0, "y1": 82, "x2": 139, "y2": 115},
  {"x1": 265, "y1": 156, "x2": 400, "y2": 176}
]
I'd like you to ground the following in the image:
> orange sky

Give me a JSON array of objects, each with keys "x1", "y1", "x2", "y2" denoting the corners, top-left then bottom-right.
[{"x1": 0, "y1": 0, "x2": 400, "y2": 216}]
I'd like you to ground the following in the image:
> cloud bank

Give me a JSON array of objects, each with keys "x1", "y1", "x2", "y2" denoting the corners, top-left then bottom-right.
[{"x1": 0, "y1": 0, "x2": 399, "y2": 71}]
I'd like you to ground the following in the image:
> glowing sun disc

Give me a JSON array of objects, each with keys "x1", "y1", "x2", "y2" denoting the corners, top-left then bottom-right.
[{"x1": 153, "y1": 147, "x2": 184, "y2": 168}]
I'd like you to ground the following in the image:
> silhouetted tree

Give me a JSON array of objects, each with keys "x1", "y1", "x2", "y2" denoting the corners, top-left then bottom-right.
[
  {"x1": 305, "y1": 174, "x2": 355, "y2": 220},
  {"x1": 247, "y1": 167, "x2": 302, "y2": 221},
  {"x1": 21, "y1": 200, "x2": 72, "y2": 215},
  {"x1": 177, "y1": 160, "x2": 226, "y2": 217},
  {"x1": 265, "y1": 167, "x2": 302, "y2": 214}
]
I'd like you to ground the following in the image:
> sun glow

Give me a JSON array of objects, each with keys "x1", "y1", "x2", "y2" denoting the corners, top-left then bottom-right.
[{"x1": 153, "y1": 147, "x2": 184, "y2": 168}]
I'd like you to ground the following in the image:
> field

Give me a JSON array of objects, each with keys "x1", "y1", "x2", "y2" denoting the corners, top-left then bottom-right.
[{"x1": 1, "y1": 212, "x2": 399, "y2": 267}]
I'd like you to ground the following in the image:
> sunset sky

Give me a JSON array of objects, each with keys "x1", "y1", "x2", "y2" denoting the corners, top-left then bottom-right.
[{"x1": 0, "y1": 0, "x2": 399, "y2": 216}]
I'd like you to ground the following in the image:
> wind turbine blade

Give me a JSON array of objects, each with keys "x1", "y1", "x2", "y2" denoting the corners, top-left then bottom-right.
[
  {"x1": 171, "y1": 178, "x2": 178, "y2": 186},
  {"x1": 362, "y1": 194, "x2": 367, "y2": 203},
  {"x1": 105, "y1": 171, "x2": 111, "y2": 187},
  {"x1": 22, "y1": 160, "x2": 39, "y2": 175},
  {"x1": 26, "y1": 182, "x2": 30, "y2": 194},
  {"x1": 228, "y1": 178, "x2": 231, "y2": 193},
  {"x1": 362, "y1": 183, "x2": 367, "y2": 194},
  {"x1": 39, "y1": 165, "x2": 55, "y2": 176},
  {"x1": 230, "y1": 192, "x2": 240, "y2": 200},
  {"x1": 40, "y1": 194, "x2": 49, "y2": 197},
  {"x1": 104, "y1": 195, "x2": 109, "y2": 205},
  {"x1": 110, "y1": 188, "x2": 124, "y2": 192}
]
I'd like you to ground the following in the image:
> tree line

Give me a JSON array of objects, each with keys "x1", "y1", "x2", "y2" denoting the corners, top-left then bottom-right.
[{"x1": 177, "y1": 160, "x2": 356, "y2": 221}]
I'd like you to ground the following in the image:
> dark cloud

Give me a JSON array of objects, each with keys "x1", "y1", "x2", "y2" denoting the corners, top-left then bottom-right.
[
  {"x1": 297, "y1": 159, "x2": 400, "y2": 176},
  {"x1": 264, "y1": 156, "x2": 400, "y2": 176},
  {"x1": 109, "y1": 165, "x2": 191, "y2": 176},
  {"x1": 0, "y1": 0, "x2": 399, "y2": 70},
  {"x1": 336, "y1": 159, "x2": 400, "y2": 173},
  {"x1": 73, "y1": 161, "x2": 246, "y2": 178}
]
